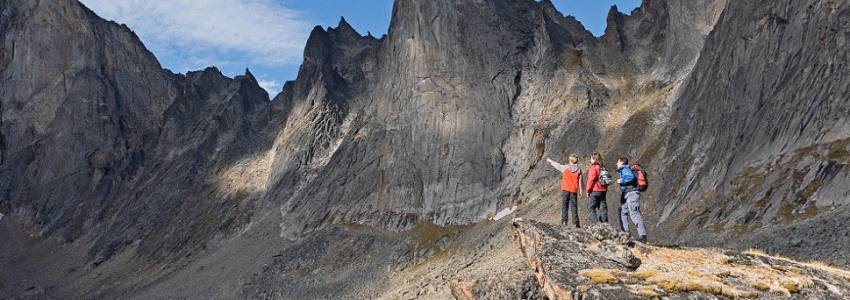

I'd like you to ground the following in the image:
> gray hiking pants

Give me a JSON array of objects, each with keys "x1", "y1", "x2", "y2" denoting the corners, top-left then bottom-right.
[
  {"x1": 620, "y1": 191, "x2": 646, "y2": 236},
  {"x1": 587, "y1": 191, "x2": 608, "y2": 224}
]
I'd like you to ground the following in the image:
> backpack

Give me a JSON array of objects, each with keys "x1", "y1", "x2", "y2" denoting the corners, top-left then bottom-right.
[
  {"x1": 599, "y1": 167, "x2": 613, "y2": 186},
  {"x1": 630, "y1": 164, "x2": 649, "y2": 192}
]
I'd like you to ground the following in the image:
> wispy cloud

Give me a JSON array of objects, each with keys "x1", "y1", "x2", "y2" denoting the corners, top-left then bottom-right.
[{"x1": 79, "y1": 0, "x2": 313, "y2": 70}]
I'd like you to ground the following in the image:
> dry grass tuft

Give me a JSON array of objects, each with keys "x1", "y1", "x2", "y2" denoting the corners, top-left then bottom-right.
[
  {"x1": 745, "y1": 249, "x2": 850, "y2": 283},
  {"x1": 637, "y1": 286, "x2": 659, "y2": 299},
  {"x1": 752, "y1": 281, "x2": 770, "y2": 291},
  {"x1": 576, "y1": 285, "x2": 590, "y2": 293},
  {"x1": 631, "y1": 270, "x2": 657, "y2": 280},
  {"x1": 579, "y1": 269, "x2": 620, "y2": 284}
]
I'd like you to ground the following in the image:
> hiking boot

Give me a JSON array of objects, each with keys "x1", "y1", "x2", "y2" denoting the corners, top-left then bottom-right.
[{"x1": 637, "y1": 235, "x2": 647, "y2": 243}]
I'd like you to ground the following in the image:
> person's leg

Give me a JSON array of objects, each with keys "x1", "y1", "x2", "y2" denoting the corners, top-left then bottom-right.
[
  {"x1": 561, "y1": 191, "x2": 569, "y2": 226},
  {"x1": 618, "y1": 192, "x2": 626, "y2": 231},
  {"x1": 620, "y1": 197, "x2": 631, "y2": 233},
  {"x1": 627, "y1": 192, "x2": 647, "y2": 237},
  {"x1": 587, "y1": 192, "x2": 599, "y2": 224},
  {"x1": 569, "y1": 192, "x2": 579, "y2": 228},
  {"x1": 598, "y1": 191, "x2": 608, "y2": 223}
]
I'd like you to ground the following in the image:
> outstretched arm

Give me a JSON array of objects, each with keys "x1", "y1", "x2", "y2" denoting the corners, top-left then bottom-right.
[{"x1": 546, "y1": 157, "x2": 567, "y2": 172}]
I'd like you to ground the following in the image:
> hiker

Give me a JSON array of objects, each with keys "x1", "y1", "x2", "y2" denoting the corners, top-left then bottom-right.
[
  {"x1": 617, "y1": 157, "x2": 647, "y2": 242},
  {"x1": 585, "y1": 153, "x2": 609, "y2": 224},
  {"x1": 547, "y1": 155, "x2": 584, "y2": 228}
]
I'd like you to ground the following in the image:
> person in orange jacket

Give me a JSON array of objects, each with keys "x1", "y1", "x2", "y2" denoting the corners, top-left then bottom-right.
[
  {"x1": 547, "y1": 154, "x2": 585, "y2": 228},
  {"x1": 585, "y1": 153, "x2": 609, "y2": 224}
]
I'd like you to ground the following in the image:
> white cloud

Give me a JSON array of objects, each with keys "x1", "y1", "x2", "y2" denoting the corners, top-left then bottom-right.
[
  {"x1": 257, "y1": 79, "x2": 282, "y2": 94},
  {"x1": 79, "y1": 0, "x2": 313, "y2": 69}
]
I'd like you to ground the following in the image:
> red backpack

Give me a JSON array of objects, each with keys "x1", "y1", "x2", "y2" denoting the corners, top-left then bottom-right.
[{"x1": 630, "y1": 164, "x2": 648, "y2": 192}]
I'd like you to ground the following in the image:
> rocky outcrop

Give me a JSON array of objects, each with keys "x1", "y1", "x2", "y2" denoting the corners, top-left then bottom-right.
[
  {"x1": 450, "y1": 275, "x2": 547, "y2": 300},
  {"x1": 511, "y1": 220, "x2": 641, "y2": 300},
  {"x1": 504, "y1": 219, "x2": 850, "y2": 300}
]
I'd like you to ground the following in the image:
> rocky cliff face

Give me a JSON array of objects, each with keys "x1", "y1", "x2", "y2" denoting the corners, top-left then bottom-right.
[
  {"x1": 647, "y1": 0, "x2": 850, "y2": 266},
  {"x1": 274, "y1": 0, "x2": 717, "y2": 240},
  {"x1": 0, "y1": 0, "x2": 276, "y2": 264},
  {"x1": 2, "y1": 0, "x2": 850, "y2": 298}
]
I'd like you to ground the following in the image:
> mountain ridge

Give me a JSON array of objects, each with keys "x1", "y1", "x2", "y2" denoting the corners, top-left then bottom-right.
[{"x1": 2, "y1": 0, "x2": 850, "y2": 298}]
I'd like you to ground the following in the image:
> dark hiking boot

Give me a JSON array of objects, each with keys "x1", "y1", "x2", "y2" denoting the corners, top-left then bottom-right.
[{"x1": 637, "y1": 235, "x2": 647, "y2": 243}]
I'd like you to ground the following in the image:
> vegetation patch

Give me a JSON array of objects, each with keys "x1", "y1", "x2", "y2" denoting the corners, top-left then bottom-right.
[
  {"x1": 637, "y1": 286, "x2": 660, "y2": 299},
  {"x1": 616, "y1": 245, "x2": 850, "y2": 299},
  {"x1": 777, "y1": 198, "x2": 820, "y2": 224},
  {"x1": 826, "y1": 137, "x2": 850, "y2": 162},
  {"x1": 409, "y1": 221, "x2": 466, "y2": 245},
  {"x1": 579, "y1": 269, "x2": 620, "y2": 284},
  {"x1": 400, "y1": 221, "x2": 470, "y2": 272}
]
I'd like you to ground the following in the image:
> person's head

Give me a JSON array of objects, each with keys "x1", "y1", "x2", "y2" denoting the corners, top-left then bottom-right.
[
  {"x1": 569, "y1": 154, "x2": 579, "y2": 164},
  {"x1": 618, "y1": 157, "x2": 629, "y2": 168},
  {"x1": 590, "y1": 153, "x2": 603, "y2": 166}
]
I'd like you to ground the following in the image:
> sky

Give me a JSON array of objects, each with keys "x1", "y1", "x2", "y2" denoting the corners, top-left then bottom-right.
[{"x1": 78, "y1": 0, "x2": 642, "y2": 96}]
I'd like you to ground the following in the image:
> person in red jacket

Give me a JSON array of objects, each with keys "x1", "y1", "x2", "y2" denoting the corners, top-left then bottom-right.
[
  {"x1": 585, "y1": 153, "x2": 609, "y2": 224},
  {"x1": 547, "y1": 154, "x2": 585, "y2": 228}
]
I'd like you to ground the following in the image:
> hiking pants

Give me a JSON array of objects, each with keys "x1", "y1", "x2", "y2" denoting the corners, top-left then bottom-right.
[
  {"x1": 620, "y1": 191, "x2": 647, "y2": 236},
  {"x1": 561, "y1": 191, "x2": 580, "y2": 228},
  {"x1": 587, "y1": 191, "x2": 608, "y2": 224}
]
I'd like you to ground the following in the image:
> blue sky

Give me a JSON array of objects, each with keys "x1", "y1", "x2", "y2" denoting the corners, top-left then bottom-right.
[{"x1": 78, "y1": 0, "x2": 641, "y2": 95}]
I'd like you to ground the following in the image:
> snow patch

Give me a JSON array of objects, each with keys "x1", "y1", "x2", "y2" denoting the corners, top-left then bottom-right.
[{"x1": 491, "y1": 206, "x2": 517, "y2": 221}]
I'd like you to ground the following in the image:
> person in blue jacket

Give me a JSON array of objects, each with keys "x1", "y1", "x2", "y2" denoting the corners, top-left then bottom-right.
[{"x1": 617, "y1": 157, "x2": 646, "y2": 242}]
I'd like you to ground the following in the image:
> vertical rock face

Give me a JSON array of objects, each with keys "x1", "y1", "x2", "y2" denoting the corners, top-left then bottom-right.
[
  {"x1": 0, "y1": 0, "x2": 177, "y2": 240},
  {"x1": 649, "y1": 0, "x2": 850, "y2": 265}
]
